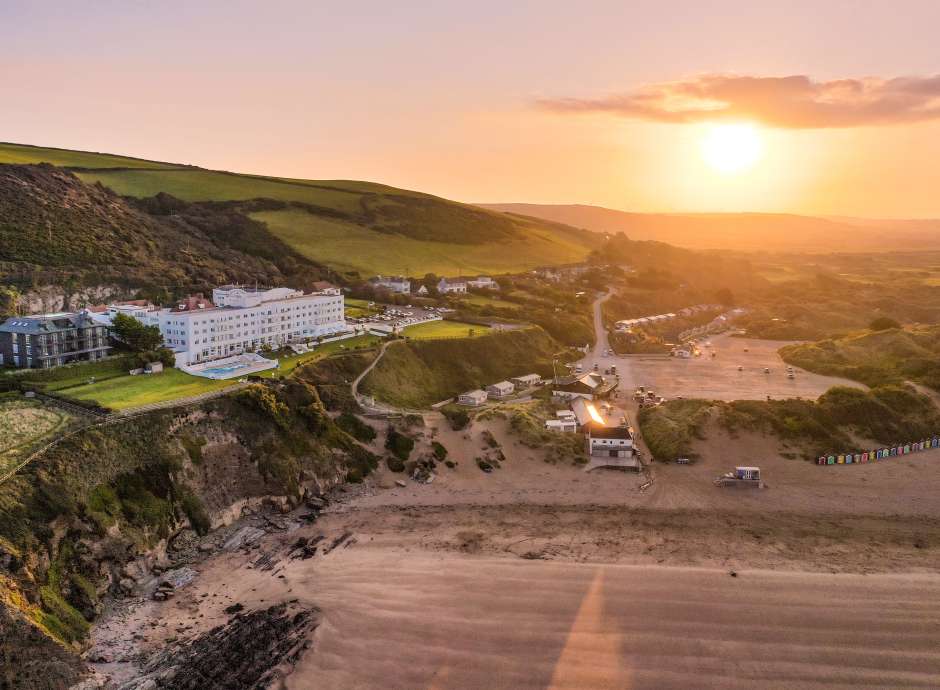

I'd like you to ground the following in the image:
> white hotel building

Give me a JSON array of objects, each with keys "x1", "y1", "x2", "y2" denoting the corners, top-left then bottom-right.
[{"x1": 158, "y1": 285, "x2": 346, "y2": 366}]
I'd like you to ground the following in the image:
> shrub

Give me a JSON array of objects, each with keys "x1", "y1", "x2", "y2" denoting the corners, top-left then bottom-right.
[
  {"x1": 431, "y1": 441, "x2": 448, "y2": 461},
  {"x1": 336, "y1": 412, "x2": 377, "y2": 443},
  {"x1": 870, "y1": 317, "x2": 901, "y2": 331},
  {"x1": 385, "y1": 427, "x2": 415, "y2": 461},
  {"x1": 441, "y1": 406, "x2": 470, "y2": 430},
  {"x1": 177, "y1": 488, "x2": 211, "y2": 536},
  {"x1": 386, "y1": 456, "x2": 405, "y2": 472}
]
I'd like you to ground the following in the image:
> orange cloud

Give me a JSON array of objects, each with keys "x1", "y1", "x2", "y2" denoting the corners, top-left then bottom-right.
[{"x1": 537, "y1": 74, "x2": 940, "y2": 128}]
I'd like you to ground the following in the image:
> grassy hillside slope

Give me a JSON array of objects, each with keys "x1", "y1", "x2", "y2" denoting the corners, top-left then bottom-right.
[
  {"x1": 481, "y1": 203, "x2": 940, "y2": 253},
  {"x1": 0, "y1": 164, "x2": 331, "y2": 292},
  {"x1": 639, "y1": 385, "x2": 940, "y2": 461},
  {"x1": 360, "y1": 327, "x2": 567, "y2": 408},
  {"x1": 780, "y1": 326, "x2": 940, "y2": 390},
  {"x1": 0, "y1": 143, "x2": 599, "y2": 278}
]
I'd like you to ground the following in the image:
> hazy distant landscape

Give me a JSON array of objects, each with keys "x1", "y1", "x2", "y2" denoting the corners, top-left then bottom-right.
[{"x1": 482, "y1": 202, "x2": 940, "y2": 252}]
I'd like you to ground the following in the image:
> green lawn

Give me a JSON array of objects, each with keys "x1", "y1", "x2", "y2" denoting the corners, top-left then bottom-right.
[
  {"x1": 53, "y1": 368, "x2": 237, "y2": 411},
  {"x1": 256, "y1": 335, "x2": 382, "y2": 378},
  {"x1": 255, "y1": 208, "x2": 592, "y2": 277},
  {"x1": 0, "y1": 142, "x2": 182, "y2": 169},
  {"x1": 43, "y1": 335, "x2": 383, "y2": 410},
  {"x1": 345, "y1": 298, "x2": 380, "y2": 318},
  {"x1": 402, "y1": 320, "x2": 491, "y2": 340}
]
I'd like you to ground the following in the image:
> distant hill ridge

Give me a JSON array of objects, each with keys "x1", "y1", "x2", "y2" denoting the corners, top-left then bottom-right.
[{"x1": 479, "y1": 203, "x2": 940, "y2": 253}]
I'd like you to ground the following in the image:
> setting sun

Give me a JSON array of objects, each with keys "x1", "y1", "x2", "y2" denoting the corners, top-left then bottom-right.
[{"x1": 701, "y1": 123, "x2": 763, "y2": 173}]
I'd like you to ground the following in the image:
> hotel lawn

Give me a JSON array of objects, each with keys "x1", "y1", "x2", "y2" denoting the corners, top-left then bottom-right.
[
  {"x1": 402, "y1": 320, "x2": 491, "y2": 340},
  {"x1": 44, "y1": 335, "x2": 382, "y2": 411},
  {"x1": 52, "y1": 368, "x2": 237, "y2": 411}
]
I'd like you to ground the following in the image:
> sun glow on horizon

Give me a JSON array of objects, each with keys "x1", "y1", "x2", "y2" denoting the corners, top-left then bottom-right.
[{"x1": 700, "y1": 123, "x2": 764, "y2": 173}]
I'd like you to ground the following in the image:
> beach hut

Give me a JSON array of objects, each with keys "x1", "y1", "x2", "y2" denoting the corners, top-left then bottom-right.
[{"x1": 827, "y1": 455, "x2": 835, "y2": 465}]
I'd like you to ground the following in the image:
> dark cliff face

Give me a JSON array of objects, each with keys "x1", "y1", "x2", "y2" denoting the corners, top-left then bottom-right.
[
  {"x1": 0, "y1": 379, "x2": 375, "y2": 688},
  {"x1": 0, "y1": 163, "x2": 331, "y2": 294}
]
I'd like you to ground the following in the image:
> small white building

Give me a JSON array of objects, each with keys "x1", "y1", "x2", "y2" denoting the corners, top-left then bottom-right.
[
  {"x1": 587, "y1": 423, "x2": 635, "y2": 458},
  {"x1": 371, "y1": 276, "x2": 411, "y2": 294},
  {"x1": 486, "y1": 381, "x2": 515, "y2": 399},
  {"x1": 437, "y1": 278, "x2": 468, "y2": 294},
  {"x1": 545, "y1": 418, "x2": 577, "y2": 432},
  {"x1": 416, "y1": 285, "x2": 429, "y2": 296},
  {"x1": 458, "y1": 389, "x2": 488, "y2": 406},
  {"x1": 467, "y1": 276, "x2": 499, "y2": 290},
  {"x1": 511, "y1": 373, "x2": 541, "y2": 390}
]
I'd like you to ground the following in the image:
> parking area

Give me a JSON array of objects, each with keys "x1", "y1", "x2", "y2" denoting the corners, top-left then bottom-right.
[
  {"x1": 349, "y1": 301, "x2": 454, "y2": 333},
  {"x1": 594, "y1": 332, "x2": 866, "y2": 401}
]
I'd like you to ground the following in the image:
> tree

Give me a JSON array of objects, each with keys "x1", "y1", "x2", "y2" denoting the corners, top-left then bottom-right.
[
  {"x1": 869, "y1": 316, "x2": 901, "y2": 331},
  {"x1": 0, "y1": 285, "x2": 21, "y2": 318},
  {"x1": 111, "y1": 313, "x2": 164, "y2": 351}
]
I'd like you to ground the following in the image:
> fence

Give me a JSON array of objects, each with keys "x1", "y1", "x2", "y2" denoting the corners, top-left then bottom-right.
[{"x1": 817, "y1": 437, "x2": 940, "y2": 465}]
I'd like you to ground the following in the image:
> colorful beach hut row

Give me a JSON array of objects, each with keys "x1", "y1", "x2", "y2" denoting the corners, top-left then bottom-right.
[{"x1": 817, "y1": 437, "x2": 940, "y2": 465}]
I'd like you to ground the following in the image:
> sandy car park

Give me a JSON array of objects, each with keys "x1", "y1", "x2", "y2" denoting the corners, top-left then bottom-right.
[{"x1": 600, "y1": 332, "x2": 865, "y2": 401}]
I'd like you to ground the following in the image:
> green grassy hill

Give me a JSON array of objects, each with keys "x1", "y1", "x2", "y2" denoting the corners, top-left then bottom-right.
[
  {"x1": 780, "y1": 325, "x2": 940, "y2": 390},
  {"x1": 0, "y1": 142, "x2": 599, "y2": 279},
  {"x1": 0, "y1": 163, "x2": 332, "y2": 293},
  {"x1": 360, "y1": 327, "x2": 568, "y2": 408},
  {"x1": 639, "y1": 385, "x2": 940, "y2": 461}
]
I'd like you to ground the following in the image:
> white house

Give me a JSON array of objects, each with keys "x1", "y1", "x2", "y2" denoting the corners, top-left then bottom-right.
[
  {"x1": 156, "y1": 285, "x2": 345, "y2": 366},
  {"x1": 416, "y1": 285, "x2": 429, "y2": 296},
  {"x1": 371, "y1": 276, "x2": 411, "y2": 294},
  {"x1": 486, "y1": 381, "x2": 515, "y2": 399},
  {"x1": 458, "y1": 389, "x2": 488, "y2": 406},
  {"x1": 437, "y1": 278, "x2": 467, "y2": 294},
  {"x1": 511, "y1": 373, "x2": 541, "y2": 390},
  {"x1": 467, "y1": 276, "x2": 498, "y2": 290},
  {"x1": 586, "y1": 423, "x2": 635, "y2": 458}
]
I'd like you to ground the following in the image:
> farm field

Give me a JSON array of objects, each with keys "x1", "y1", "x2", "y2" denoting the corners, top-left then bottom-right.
[
  {"x1": 0, "y1": 398, "x2": 71, "y2": 472},
  {"x1": 74, "y1": 168, "x2": 373, "y2": 211},
  {"x1": 254, "y1": 208, "x2": 593, "y2": 277},
  {"x1": 458, "y1": 293, "x2": 523, "y2": 311},
  {"x1": 0, "y1": 142, "x2": 183, "y2": 169},
  {"x1": 401, "y1": 320, "x2": 490, "y2": 340}
]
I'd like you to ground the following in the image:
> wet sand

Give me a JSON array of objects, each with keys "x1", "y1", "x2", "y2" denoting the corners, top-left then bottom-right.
[{"x1": 292, "y1": 552, "x2": 940, "y2": 690}]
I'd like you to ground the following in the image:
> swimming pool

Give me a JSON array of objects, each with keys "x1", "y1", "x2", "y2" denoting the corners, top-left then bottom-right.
[{"x1": 183, "y1": 353, "x2": 280, "y2": 380}]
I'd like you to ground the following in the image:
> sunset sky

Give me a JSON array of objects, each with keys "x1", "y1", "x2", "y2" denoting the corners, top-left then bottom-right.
[{"x1": 4, "y1": 1, "x2": 940, "y2": 217}]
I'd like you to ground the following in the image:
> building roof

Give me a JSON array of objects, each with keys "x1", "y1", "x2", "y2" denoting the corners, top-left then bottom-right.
[
  {"x1": 311, "y1": 281, "x2": 338, "y2": 292},
  {"x1": 171, "y1": 294, "x2": 215, "y2": 312},
  {"x1": 588, "y1": 423, "x2": 633, "y2": 440},
  {"x1": 488, "y1": 380, "x2": 514, "y2": 391},
  {"x1": 554, "y1": 373, "x2": 617, "y2": 399},
  {"x1": 512, "y1": 373, "x2": 541, "y2": 383},
  {"x1": 0, "y1": 311, "x2": 97, "y2": 335},
  {"x1": 460, "y1": 389, "x2": 487, "y2": 399}
]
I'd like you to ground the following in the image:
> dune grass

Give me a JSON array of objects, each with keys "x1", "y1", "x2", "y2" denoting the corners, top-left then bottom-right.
[{"x1": 255, "y1": 208, "x2": 592, "y2": 277}]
